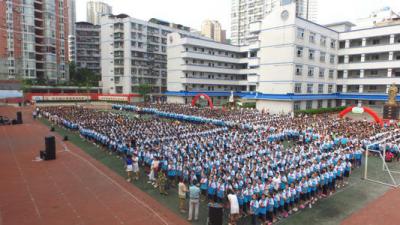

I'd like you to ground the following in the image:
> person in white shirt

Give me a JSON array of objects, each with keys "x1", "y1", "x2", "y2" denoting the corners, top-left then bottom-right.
[
  {"x1": 227, "y1": 190, "x2": 240, "y2": 225},
  {"x1": 132, "y1": 153, "x2": 139, "y2": 180}
]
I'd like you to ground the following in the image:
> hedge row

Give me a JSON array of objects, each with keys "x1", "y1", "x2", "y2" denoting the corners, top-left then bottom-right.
[
  {"x1": 240, "y1": 102, "x2": 256, "y2": 108},
  {"x1": 295, "y1": 106, "x2": 347, "y2": 115}
]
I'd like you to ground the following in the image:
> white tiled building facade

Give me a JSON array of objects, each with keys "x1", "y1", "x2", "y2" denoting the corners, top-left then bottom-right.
[
  {"x1": 100, "y1": 14, "x2": 205, "y2": 94},
  {"x1": 166, "y1": 2, "x2": 400, "y2": 114},
  {"x1": 167, "y1": 33, "x2": 257, "y2": 105},
  {"x1": 337, "y1": 24, "x2": 400, "y2": 109}
]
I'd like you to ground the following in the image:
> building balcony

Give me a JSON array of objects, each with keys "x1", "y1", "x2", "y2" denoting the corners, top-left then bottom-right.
[
  {"x1": 181, "y1": 64, "x2": 248, "y2": 75},
  {"x1": 34, "y1": 16, "x2": 44, "y2": 22},
  {"x1": 395, "y1": 34, "x2": 400, "y2": 44},
  {"x1": 337, "y1": 77, "x2": 400, "y2": 86},
  {"x1": 249, "y1": 21, "x2": 262, "y2": 34},
  {"x1": 248, "y1": 57, "x2": 260, "y2": 68},
  {"x1": 181, "y1": 77, "x2": 248, "y2": 86},
  {"x1": 365, "y1": 52, "x2": 390, "y2": 62},
  {"x1": 113, "y1": 26, "x2": 124, "y2": 32},
  {"x1": 366, "y1": 35, "x2": 391, "y2": 47},
  {"x1": 248, "y1": 40, "x2": 260, "y2": 50},
  {"x1": 339, "y1": 42, "x2": 400, "y2": 55},
  {"x1": 181, "y1": 51, "x2": 243, "y2": 64},
  {"x1": 338, "y1": 60, "x2": 400, "y2": 70},
  {"x1": 394, "y1": 52, "x2": 400, "y2": 61}
]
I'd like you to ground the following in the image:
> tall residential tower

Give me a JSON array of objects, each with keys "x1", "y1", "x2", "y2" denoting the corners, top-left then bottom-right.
[
  {"x1": 201, "y1": 20, "x2": 227, "y2": 43},
  {"x1": 100, "y1": 14, "x2": 205, "y2": 95},
  {"x1": 0, "y1": 0, "x2": 70, "y2": 82},
  {"x1": 68, "y1": 0, "x2": 77, "y2": 62},
  {"x1": 231, "y1": 0, "x2": 318, "y2": 45},
  {"x1": 87, "y1": 0, "x2": 112, "y2": 25}
]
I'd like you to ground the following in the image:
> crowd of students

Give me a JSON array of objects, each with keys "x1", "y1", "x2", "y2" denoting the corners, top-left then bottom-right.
[{"x1": 38, "y1": 104, "x2": 398, "y2": 225}]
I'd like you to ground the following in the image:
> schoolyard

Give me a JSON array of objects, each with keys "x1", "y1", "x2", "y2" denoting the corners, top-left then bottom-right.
[
  {"x1": 1, "y1": 104, "x2": 400, "y2": 225},
  {"x1": 35, "y1": 105, "x2": 400, "y2": 225}
]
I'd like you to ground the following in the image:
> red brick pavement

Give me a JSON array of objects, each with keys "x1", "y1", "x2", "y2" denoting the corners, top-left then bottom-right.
[{"x1": 0, "y1": 106, "x2": 189, "y2": 225}]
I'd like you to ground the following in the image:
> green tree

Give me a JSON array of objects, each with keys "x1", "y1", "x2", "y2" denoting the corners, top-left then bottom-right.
[
  {"x1": 69, "y1": 62, "x2": 78, "y2": 85},
  {"x1": 137, "y1": 84, "x2": 152, "y2": 102},
  {"x1": 20, "y1": 79, "x2": 34, "y2": 94},
  {"x1": 69, "y1": 62, "x2": 99, "y2": 87},
  {"x1": 36, "y1": 76, "x2": 47, "y2": 85}
]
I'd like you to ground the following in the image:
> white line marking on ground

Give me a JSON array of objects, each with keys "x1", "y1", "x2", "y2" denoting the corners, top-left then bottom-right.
[
  {"x1": 65, "y1": 147, "x2": 170, "y2": 225},
  {"x1": 33, "y1": 119, "x2": 173, "y2": 225},
  {"x1": 24, "y1": 125, "x2": 85, "y2": 225},
  {"x1": 60, "y1": 160, "x2": 124, "y2": 225}
]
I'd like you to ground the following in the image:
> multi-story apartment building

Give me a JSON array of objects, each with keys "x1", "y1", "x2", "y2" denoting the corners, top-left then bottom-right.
[
  {"x1": 87, "y1": 0, "x2": 112, "y2": 25},
  {"x1": 100, "y1": 14, "x2": 205, "y2": 94},
  {"x1": 167, "y1": 2, "x2": 400, "y2": 114},
  {"x1": 68, "y1": 0, "x2": 76, "y2": 62},
  {"x1": 0, "y1": 0, "x2": 70, "y2": 82},
  {"x1": 75, "y1": 22, "x2": 101, "y2": 75},
  {"x1": 231, "y1": 0, "x2": 318, "y2": 45},
  {"x1": 201, "y1": 20, "x2": 227, "y2": 43}
]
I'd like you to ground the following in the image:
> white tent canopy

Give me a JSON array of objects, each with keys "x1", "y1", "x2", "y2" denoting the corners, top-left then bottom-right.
[{"x1": 0, "y1": 90, "x2": 23, "y2": 99}]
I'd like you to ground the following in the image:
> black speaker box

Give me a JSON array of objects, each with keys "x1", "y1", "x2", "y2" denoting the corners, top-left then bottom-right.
[
  {"x1": 45, "y1": 136, "x2": 56, "y2": 160},
  {"x1": 16, "y1": 111, "x2": 22, "y2": 124},
  {"x1": 208, "y1": 205, "x2": 223, "y2": 225}
]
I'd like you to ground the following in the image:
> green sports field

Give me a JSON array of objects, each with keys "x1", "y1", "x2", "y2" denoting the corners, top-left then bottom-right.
[{"x1": 40, "y1": 118, "x2": 400, "y2": 225}]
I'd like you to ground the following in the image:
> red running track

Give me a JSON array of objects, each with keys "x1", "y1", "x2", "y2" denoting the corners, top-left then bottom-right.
[{"x1": 0, "y1": 106, "x2": 189, "y2": 225}]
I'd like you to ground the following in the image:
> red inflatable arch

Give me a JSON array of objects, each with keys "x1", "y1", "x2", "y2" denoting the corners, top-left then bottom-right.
[
  {"x1": 339, "y1": 106, "x2": 383, "y2": 126},
  {"x1": 191, "y1": 93, "x2": 214, "y2": 109}
]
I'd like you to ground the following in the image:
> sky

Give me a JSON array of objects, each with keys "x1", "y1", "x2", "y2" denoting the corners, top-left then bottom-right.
[{"x1": 76, "y1": 0, "x2": 400, "y2": 38}]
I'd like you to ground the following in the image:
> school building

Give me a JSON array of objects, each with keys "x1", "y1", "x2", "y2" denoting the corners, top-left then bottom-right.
[{"x1": 165, "y1": 2, "x2": 400, "y2": 114}]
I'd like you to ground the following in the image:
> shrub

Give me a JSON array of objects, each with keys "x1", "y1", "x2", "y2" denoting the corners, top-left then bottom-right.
[
  {"x1": 241, "y1": 102, "x2": 256, "y2": 108},
  {"x1": 295, "y1": 106, "x2": 346, "y2": 115}
]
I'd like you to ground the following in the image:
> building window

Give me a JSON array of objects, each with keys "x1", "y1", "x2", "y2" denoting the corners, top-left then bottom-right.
[
  {"x1": 328, "y1": 85, "x2": 333, "y2": 93},
  {"x1": 329, "y1": 70, "x2": 334, "y2": 79},
  {"x1": 318, "y1": 84, "x2": 324, "y2": 93},
  {"x1": 295, "y1": 65, "x2": 303, "y2": 76},
  {"x1": 320, "y1": 36, "x2": 326, "y2": 46},
  {"x1": 306, "y1": 101, "x2": 313, "y2": 109},
  {"x1": 308, "y1": 67, "x2": 314, "y2": 77},
  {"x1": 295, "y1": 83, "x2": 302, "y2": 93},
  {"x1": 309, "y1": 49, "x2": 315, "y2": 60},
  {"x1": 330, "y1": 55, "x2": 335, "y2": 64},
  {"x1": 372, "y1": 39, "x2": 380, "y2": 45},
  {"x1": 320, "y1": 52, "x2": 326, "y2": 63},
  {"x1": 330, "y1": 40, "x2": 336, "y2": 49},
  {"x1": 317, "y1": 100, "x2": 323, "y2": 108},
  {"x1": 327, "y1": 100, "x2": 332, "y2": 108},
  {"x1": 319, "y1": 68, "x2": 325, "y2": 78},
  {"x1": 309, "y1": 32, "x2": 316, "y2": 43},
  {"x1": 307, "y1": 84, "x2": 313, "y2": 93},
  {"x1": 297, "y1": 28, "x2": 305, "y2": 39},
  {"x1": 297, "y1": 46, "x2": 303, "y2": 57},
  {"x1": 294, "y1": 101, "x2": 301, "y2": 111}
]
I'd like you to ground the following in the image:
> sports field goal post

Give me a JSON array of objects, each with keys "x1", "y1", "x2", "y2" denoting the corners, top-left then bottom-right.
[{"x1": 363, "y1": 146, "x2": 399, "y2": 188}]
